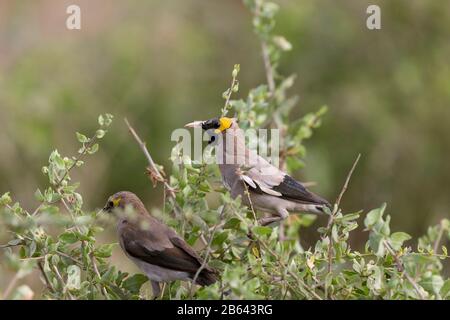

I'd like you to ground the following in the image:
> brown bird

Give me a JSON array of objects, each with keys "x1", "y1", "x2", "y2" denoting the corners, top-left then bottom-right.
[{"x1": 102, "y1": 191, "x2": 218, "y2": 297}]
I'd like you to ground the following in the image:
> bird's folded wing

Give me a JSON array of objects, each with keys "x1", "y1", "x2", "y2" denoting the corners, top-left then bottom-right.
[
  {"x1": 170, "y1": 236, "x2": 216, "y2": 274},
  {"x1": 243, "y1": 164, "x2": 329, "y2": 205},
  {"x1": 122, "y1": 228, "x2": 201, "y2": 273}
]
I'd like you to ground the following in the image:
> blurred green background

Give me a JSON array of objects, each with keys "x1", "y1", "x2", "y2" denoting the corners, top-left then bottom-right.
[{"x1": 0, "y1": 0, "x2": 449, "y2": 275}]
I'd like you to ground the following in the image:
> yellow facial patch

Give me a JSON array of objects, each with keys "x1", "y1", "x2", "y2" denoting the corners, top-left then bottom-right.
[
  {"x1": 214, "y1": 117, "x2": 233, "y2": 133},
  {"x1": 112, "y1": 196, "x2": 121, "y2": 207}
]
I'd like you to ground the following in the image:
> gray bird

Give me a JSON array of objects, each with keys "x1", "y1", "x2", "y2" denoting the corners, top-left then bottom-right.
[
  {"x1": 185, "y1": 117, "x2": 330, "y2": 226},
  {"x1": 103, "y1": 191, "x2": 218, "y2": 297}
]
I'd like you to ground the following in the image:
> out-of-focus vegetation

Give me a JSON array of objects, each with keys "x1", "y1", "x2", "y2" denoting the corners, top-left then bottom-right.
[{"x1": 0, "y1": 0, "x2": 449, "y2": 296}]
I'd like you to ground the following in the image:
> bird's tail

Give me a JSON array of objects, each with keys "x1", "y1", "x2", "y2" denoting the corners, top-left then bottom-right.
[
  {"x1": 193, "y1": 268, "x2": 219, "y2": 286},
  {"x1": 304, "y1": 189, "x2": 331, "y2": 213}
]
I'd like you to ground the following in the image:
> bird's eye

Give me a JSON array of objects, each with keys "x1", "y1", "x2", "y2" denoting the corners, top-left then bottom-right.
[{"x1": 108, "y1": 200, "x2": 114, "y2": 208}]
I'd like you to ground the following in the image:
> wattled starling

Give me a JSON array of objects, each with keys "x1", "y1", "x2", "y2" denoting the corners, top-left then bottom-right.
[{"x1": 185, "y1": 117, "x2": 330, "y2": 226}]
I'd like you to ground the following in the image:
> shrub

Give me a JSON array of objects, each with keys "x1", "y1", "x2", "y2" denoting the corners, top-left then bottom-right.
[{"x1": 1, "y1": 0, "x2": 449, "y2": 300}]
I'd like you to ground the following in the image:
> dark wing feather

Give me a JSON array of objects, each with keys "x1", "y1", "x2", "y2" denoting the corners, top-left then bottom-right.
[
  {"x1": 170, "y1": 236, "x2": 218, "y2": 285},
  {"x1": 271, "y1": 175, "x2": 330, "y2": 205},
  {"x1": 122, "y1": 228, "x2": 201, "y2": 273},
  {"x1": 170, "y1": 237, "x2": 204, "y2": 267},
  {"x1": 243, "y1": 172, "x2": 329, "y2": 206}
]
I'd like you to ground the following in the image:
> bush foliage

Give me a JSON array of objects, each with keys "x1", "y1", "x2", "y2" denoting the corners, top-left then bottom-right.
[{"x1": 1, "y1": 0, "x2": 449, "y2": 300}]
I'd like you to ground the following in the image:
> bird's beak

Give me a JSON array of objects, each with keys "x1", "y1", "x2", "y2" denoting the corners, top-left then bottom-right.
[
  {"x1": 102, "y1": 203, "x2": 113, "y2": 213},
  {"x1": 96, "y1": 208, "x2": 106, "y2": 218},
  {"x1": 184, "y1": 121, "x2": 204, "y2": 128}
]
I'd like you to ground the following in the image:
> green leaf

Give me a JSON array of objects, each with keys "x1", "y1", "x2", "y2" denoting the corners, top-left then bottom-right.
[
  {"x1": 389, "y1": 232, "x2": 411, "y2": 250},
  {"x1": 421, "y1": 275, "x2": 444, "y2": 296},
  {"x1": 29, "y1": 241, "x2": 37, "y2": 257},
  {"x1": 252, "y1": 226, "x2": 273, "y2": 236},
  {"x1": 122, "y1": 274, "x2": 148, "y2": 294},
  {"x1": 34, "y1": 189, "x2": 45, "y2": 202},
  {"x1": 88, "y1": 144, "x2": 99, "y2": 154},
  {"x1": 96, "y1": 129, "x2": 106, "y2": 139},
  {"x1": 50, "y1": 150, "x2": 66, "y2": 170},
  {"x1": 232, "y1": 64, "x2": 240, "y2": 77},
  {"x1": 364, "y1": 203, "x2": 386, "y2": 229},
  {"x1": 95, "y1": 243, "x2": 115, "y2": 258},
  {"x1": 59, "y1": 232, "x2": 78, "y2": 244},
  {"x1": 5, "y1": 238, "x2": 23, "y2": 247},
  {"x1": 66, "y1": 265, "x2": 81, "y2": 290},
  {"x1": 0, "y1": 192, "x2": 12, "y2": 206},
  {"x1": 368, "y1": 233, "x2": 385, "y2": 257},
  {"x1": 224, "y1": 218, "x2": 241, "y2": 229},
  {"x1": 431, "y1": 276, "x2": 444, "y2": 295},
  {"x1": 440, "y1": 279, "x2": 450, "y2": 299},
  {"x1": 103, "y1": 113, "x2": 114, "y2": 126},
  {"x1": 76, "y1": 132, "x2": 89, "y2": 143},
  {"x1": 381, "y1": 215, "x2": 391, "y2": 236},
  {"x1": 340, "y1": 211, "x2": 361, "y2": 222},
  {"x1": 273, "y1": 35, "x2": 292, "y2": 51},
  {"x1": 98, "y1": 115, "x2": 105, "y2": 126},
  {"x1": 101, "y1": 266, "x2": 117, "y2": 283},
  {"x1": 331, "y1": 225, "x2": 339, "y2": 242},
  {"x1": 212, "y1": 231, "x2": 228, "y2": 246}
]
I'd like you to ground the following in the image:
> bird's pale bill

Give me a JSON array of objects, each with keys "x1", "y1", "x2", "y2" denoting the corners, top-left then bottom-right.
[
  {"x1": 184, "y1": 117, "x2": 234, "y2": 133},
  {"x1": 184, "y1": 120, "x2": 203, "y2": 128}
]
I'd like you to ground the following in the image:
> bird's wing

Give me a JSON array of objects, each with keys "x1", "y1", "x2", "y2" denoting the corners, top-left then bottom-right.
[
  {"x1": 121, "y1": 222, "x2": 202, "y2": 273},
  {"x1": 169, "y1": 236, "x2": 215, "y2": 273},
  {"x1": 242, "y1": 157, "x2": 329, "y2": 205}
]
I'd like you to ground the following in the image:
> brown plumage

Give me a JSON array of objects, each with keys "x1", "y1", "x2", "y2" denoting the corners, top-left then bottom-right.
[{"x1": 103, "y1": 191, "x2": 218, "y2": 296}]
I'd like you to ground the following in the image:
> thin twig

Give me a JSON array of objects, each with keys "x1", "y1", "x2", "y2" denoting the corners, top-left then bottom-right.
[
  {"x1": 56, "y1": 251, "x2": 83, "y2": 267},
  {"x1": 38, "y1": 261, "x2": 56, "y2": 294},
  {"x1": 52, "y1": 264, "x2": 75, "y2": 300},
  {"x1": 253, "y1": 0, "x2": 275, "y2": 98},
  {"x1": 241, "y1": 177, "x2": 258, "y2": 225},
  {"x1": 159, "y1": 283, "x2": 166, "y2": 300},
  {"x1": 60, "y1": 197, "x2": 78, "y2": 224},
  {"x1": 334, "y1": 153, "x2": 361, "y2": 210},
  {"x1": 258, "y1": 240, "x2": 322, "y2": 300},
  {"x1": 60, "y1": 196, "x2": 109, "y2": 300},
  {"x1": 90, "y1": 253, "x2": 109, "y2": 299},
  {"x1": 124, "y1": 118, "x2": 175, "y2": 197},
  {"x1": 226, "y1": 202, "x2": 321, "y2": 299},
  {"x1": 261, "y1": 41, "x2": 276, "y2": 96},
  {"x1": 384, "y1": 240, "x2": 426, "y2": 299},
  {"x1": 60, "y1": 193, "x2": 109, "y2": 299},
  {"x1": 189, "y1": 205, "x2": 227, "y2": 298},
  {"x1": 124, "y1": 118, "x2": 184, "y2": 225},
  {"x1": 0, "y1": 243, "x2": 23, "y2": 249},
  {"x1": 221, "y1": 71, "x2": 239, "y2": 117},
  {"x1": 30, "y1": 132, "x2": 95, "y2": 218},
  {"x1": 55, "y1": 135, "x2": 98, "y2": 187},
  {"x1": 31, "y1": 203, "x2": 44, "y2": 216},
  {"x1": 325, "y1": 154, "x2": 361, "y2": 277}
]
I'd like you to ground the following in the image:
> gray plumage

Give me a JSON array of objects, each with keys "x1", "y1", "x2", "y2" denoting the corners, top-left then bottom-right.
[
  {"x1": 186, "y1": 117, "x2": 330, "y2": 226},
  {"x1": 103, "y1": 191, "x2": 218, "y2": 297}
]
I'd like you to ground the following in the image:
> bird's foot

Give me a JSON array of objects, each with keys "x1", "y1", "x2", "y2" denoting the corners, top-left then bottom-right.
[{"x1": 258, "y1": 216, "x2": 283, "y2": 226}]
